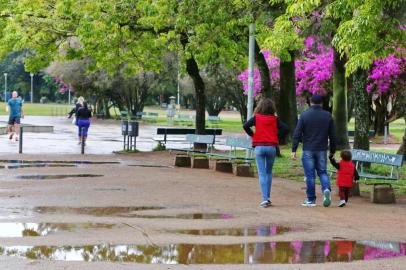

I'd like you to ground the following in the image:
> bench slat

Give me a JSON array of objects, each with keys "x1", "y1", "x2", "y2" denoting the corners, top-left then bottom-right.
[{"x1": 352, "y1": 149, "x2": 403, "y2": 167}]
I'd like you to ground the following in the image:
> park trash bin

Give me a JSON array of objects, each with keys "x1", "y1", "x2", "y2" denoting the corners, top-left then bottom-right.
[
  {"x1": 128, "y1": 121, "x2": 139, "y2": 137},
  {"x1": 121, "y1": 120, "x2": 128, "y2": 136}
]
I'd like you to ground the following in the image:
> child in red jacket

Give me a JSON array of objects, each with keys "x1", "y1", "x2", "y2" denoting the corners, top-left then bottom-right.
[{"x1": 329, "y1": 150, "x2": 360, "y2": 207}]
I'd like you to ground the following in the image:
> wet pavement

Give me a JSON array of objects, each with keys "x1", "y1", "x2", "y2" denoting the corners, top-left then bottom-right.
[
  {"x1": 174, "y1": 224, "x2": 295, "y2": 236},
  {"x1": 0, "y1": 223, "x2": 115, "y2": 237},
  {"x1": 1, "y1": 241, "x2": 405, "y2": 264},
  {"x1": 9, "y1": 174, "x2": 103, "y2": 180},
  {"x1": 0, "y1": 116, "x2": 230, "y2": 155},
  {"x1": 33, "y1": 206, "x2": 165, "y2": 216}
]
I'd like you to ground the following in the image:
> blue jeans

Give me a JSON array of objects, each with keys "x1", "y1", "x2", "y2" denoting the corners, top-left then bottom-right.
[
  {"x1": 255, "y1": 146, "x2": 276, "y2": 201},
  {"x1": 302, "y1": 150, "x2": 331, "y2": 202}
]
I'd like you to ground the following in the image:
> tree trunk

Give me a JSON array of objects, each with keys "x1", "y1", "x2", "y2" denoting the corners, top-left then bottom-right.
[
  {"x1": 332, "y1": 49, "x2": 350, "y2": 150},
  {"x1": 352, "y1": 69, "x2": 370, "y2": 150},
  {"x1": 397, "y1": 117, "x2": 406, "y2": 159},
  {"x1": 255, "y1": 40, "x2": 273, "y2": 99},
  {"x1": 185, "y1": 56, "x2": 206, "y2": 135},
  {"x1": 278, "y1": 51, "x2": 297, "y2": 144},
  {"x1": 374, "y1": 95, "x2": 388, "y2": 136}
]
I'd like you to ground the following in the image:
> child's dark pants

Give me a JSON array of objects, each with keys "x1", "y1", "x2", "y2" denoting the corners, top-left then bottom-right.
[{"x1": 339, "y1": 187, "x2": 351, "y2": 202}]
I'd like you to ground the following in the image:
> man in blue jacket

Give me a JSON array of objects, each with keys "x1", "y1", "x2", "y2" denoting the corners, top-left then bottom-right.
[{"x1": 291, "y1": 94, "x2": 336, "y2": 207}]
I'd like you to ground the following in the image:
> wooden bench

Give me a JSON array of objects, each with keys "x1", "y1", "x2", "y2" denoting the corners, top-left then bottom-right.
[
  {"x1": 174, "y1": 114, "x2": 193, "y2": 126},
  {"x1": 169, "y1": 134, "x2": 215, "y2": 155},
  {"x1": 154, "y1": 128, "x2": 222, "y2": 146},
  {"x1": 207, "y1": 137, "x2": 254, "y2": 163},
  {"x1": 95, "y1": 112, "x2": 106, "y2": 119},
  {"x1": 207, "y1": 116, "x2": 221, "y2": 126},
  {"x1": 120, "y1": 111, "x2": 128, "y2": 119},
  {"x1": 145, "y1": 112, "x2": 159, "y2": 123},
  {"x1": 347, "y1": 130, "x2": 375, "y2": 137},
  {"x1": 135, "y1": 112, "x2": 146, "y2": 119},
  {"x1": 352, "y1": 149, "x2": 403, "y2": 181},
  {"x1": 329, "y1": 149, "x2": 403, "y2": 182}
]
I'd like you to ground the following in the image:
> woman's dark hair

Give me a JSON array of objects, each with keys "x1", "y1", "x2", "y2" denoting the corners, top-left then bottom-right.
[
  {"x1": 254, "y1": 98, "x2": 276, "y2": 115},
  {"x1": 340, "y1": 150, "x2": 352, "y2": 161},
  {"x1": 82, "y1": 101, "x2": 88, "y2": 109}
]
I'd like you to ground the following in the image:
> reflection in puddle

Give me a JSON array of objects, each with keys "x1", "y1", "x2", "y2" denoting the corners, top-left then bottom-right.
[
  {"x1": 5, "y1": 164, "x2": 77, "y2": 169},
  {"x1": 122, "y1": 213, "x2": 233, "y2": 220},
  {"x1": 1, "y1": 241, "x2": 404, "y2": 264},
  {"x1": 13, "y1": 174, "x2": 103, "y2": 180},
  {"x1": 0, "y1": 160, "x2": 120, "y2": 165},
  {"x1": 34, "y1": 206, "x2": 165, "y2": 216},
  {"x1": 128, "y1": 164, "x2": 173, "y2": 168},
  {"x1": 175, "y1": 225, "x2": 293, "y2": 236},
  {"x1": 0, "y1": 223, "x2": 114, "y2": 238},
  {"x1": 32, "y1": 207, "x2": 228, "y2": 219}
]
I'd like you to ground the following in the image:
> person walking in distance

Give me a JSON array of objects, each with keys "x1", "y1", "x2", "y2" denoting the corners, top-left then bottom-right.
[
  {"x1": 291, "y1": 94, "x2": 336, "y2": 207},
  {"x1": 76, "y1": 101, "x2": 92, "y2": 145},
  {"x1": 68, "y1": 96, "x2": 84, "y2": 125},
  {"x1": 243, "y1": 98, "x2": 289, "y2": 208},
  {"x1": 6, "y1": 91, "x2": 24, "y2": 141}
]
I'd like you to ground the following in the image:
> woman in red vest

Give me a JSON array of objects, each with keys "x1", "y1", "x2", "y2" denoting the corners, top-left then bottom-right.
[
  {"x1": 243, "y1": 98, "x2": 288, "y2": 208},
  {"x1": 329, "y1": 150, "x2": 360, "y2": 207}
]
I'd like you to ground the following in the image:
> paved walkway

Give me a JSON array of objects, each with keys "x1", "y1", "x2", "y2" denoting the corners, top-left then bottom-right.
[{"x1": 0, "y1": 116, "x2": 232, "y2": 155}]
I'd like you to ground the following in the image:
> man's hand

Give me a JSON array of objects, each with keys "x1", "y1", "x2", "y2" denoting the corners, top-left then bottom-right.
[{"x1": 291, "y1": 152, "x2": 297, "y2": 160}]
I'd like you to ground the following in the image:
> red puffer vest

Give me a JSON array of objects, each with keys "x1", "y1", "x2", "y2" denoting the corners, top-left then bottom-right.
[
  {"x1": 337, "y1": 160, "x2": 355, "y2": 187},
  {"x1": 252, "y1": 114, "x2": 279, "y2": 147}
]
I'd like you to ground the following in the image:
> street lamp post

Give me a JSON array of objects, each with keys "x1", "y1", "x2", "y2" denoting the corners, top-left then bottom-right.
[
  {"x1": 30, "y1": 73, "x2": 34, "y2": 103},
  {"x1": 4, "y1": 73, "x2": 7, "y2": 102},
  {"x1": 245, "y1": 23, "x2": 255, "y2": 159},
  {"x1": 68, "y1": 88, "x2": 71, "y2": 104}
]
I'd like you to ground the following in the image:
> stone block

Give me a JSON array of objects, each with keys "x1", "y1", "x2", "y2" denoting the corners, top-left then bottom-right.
[
  {"x1": 215, "y1": 161, "x2": 233, "y2": 173},
  {"x1": 370, "y1": 184, "x2": 396, "y2": 204},
  {"x1": 233, "y1": 164, "x2": 254, "y2": 177},
  {"x1": 174, "y1": 155, "x2": 191, "y2": 167},
  {"x1": 192, "y1": 157, "x2": 209, "y2": 169}
]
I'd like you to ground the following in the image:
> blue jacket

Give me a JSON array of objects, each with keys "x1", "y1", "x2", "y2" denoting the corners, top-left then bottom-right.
[{"x1": 292, "y1": 105, "x2": 336, "y2": 153}]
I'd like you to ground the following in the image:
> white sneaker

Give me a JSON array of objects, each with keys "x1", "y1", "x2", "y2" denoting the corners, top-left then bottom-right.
[
  {"x1": 338, "y1": 200, "x2": 346, "y2": 207},
  {"x1": 259, "y1": 200, "x2": 271, "y2": 208},
  {"x1": 302, "y1": 199, "x2": 316, "y2": 207}
]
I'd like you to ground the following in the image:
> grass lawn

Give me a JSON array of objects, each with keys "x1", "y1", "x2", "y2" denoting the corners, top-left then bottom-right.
[
  {"x1": 1, "y1": 103, "x2": 403, "y2": 140},
  {"x1": 0, "y1": 102, "x2": 71, "y2": 116},
  {"x1": 261, "y1": 146, "x2": 406, "y2": 196}
]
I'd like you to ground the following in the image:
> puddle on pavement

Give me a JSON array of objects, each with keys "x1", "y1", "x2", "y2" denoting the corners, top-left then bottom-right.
[
  {"x1": 121, "y1": 213, "x2": 233, "y2": 220},
  {"x1": 174, "y1": 224, "x2": 293, "y2": 236},
  {"x1": 128, "y1": 164, "x2": 174, "y2": 168},
  {"x1": 13, "y1": 174, "x2": 103, "y2": 180},
  {"x1": 1, "y1": 241, "x2": 404, "y2": 264},
  {"x1": 0, "y1": 160, "x2": 120, "y2": 165},
  {"x1": 33, "y1": 206, "x2": 165, "y2": 217},
  {"x1": 32, "y1": 207, "x2": 229, "y2": 219},
  {"x1": 0, "y1": 223, "x2": 114, "y2": 238},
  {"x1": 5, "y1": 164, "x2": 77, "y2": 169}
]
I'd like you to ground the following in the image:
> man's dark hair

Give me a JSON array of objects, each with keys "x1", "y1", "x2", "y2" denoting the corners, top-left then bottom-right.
[
  {"x1": 340, "y1": 150, "x2": 352, "y2": 161},
  {"x1": 254, "y1": 98, "x2": 276, "y2": 115}
]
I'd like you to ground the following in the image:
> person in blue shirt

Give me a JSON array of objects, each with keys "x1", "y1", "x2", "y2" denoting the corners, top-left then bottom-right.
[{"x1": 6, "y1": 91, "x2": 24, "y2": 141}]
